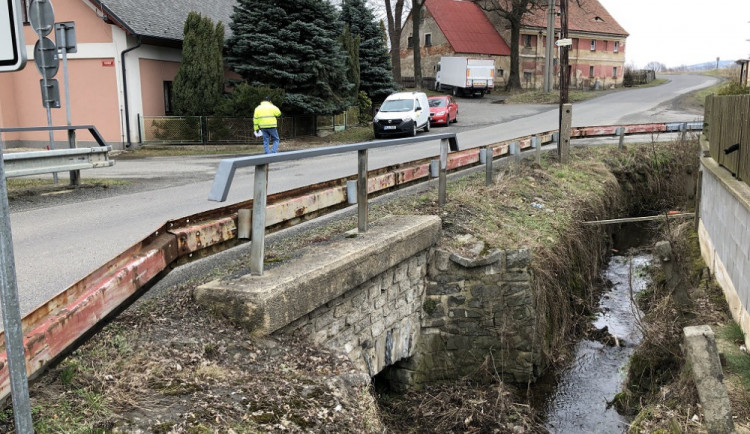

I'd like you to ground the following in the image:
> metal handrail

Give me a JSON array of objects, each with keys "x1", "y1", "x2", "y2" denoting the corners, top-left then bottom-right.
[
  {"x1": 0, "y1": 125, "x2": 111, "y2": 183},
  {"x1": 209, "y1": 133, "x2": 459, "y2": 275}
]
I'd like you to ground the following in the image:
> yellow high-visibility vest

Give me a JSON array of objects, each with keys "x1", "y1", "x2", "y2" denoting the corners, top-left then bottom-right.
[{"x1": 253, "y1": 101, "x2": 281, "y2": 130}]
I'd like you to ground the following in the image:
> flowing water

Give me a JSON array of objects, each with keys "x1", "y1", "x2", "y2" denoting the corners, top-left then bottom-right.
[{"x1": 537, "y1": 253, "x2": 652, "y2": 433}]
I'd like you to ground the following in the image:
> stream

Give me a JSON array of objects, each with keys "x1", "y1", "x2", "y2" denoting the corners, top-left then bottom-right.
[{"x1": 536, "y1": 252, "x2": 653, "y2": 433}]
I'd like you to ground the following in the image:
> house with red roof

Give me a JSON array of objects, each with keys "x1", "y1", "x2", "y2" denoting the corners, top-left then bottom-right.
[
  {"x1": 401, "y1": 0, "x2": 629, "y2": 90},
  {"x1": 399, "y1": 0, "x2": 511, "y2": 88}
]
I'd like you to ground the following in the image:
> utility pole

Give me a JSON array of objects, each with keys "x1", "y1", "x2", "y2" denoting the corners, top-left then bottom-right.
[
  {"x1": 558, "y1": 0, "x2": 571, "y2": 164},
  {"x1": 544, "y1": 0, "x2": 554, "y2": 92}
]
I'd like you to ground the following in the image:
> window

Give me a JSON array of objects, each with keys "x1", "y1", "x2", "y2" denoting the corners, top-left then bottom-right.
[
  {"x1": 523, "y1": 71, "x2": 532, "y2": 82},
  {"x1": 612, "y1": 67, "x2": 618, "y2": 78},
  {"x1": 589, "y1": 66, "x2": 595, "y2": 77},
  {"x1": 604, "y1": 40, "x2": 608, "y2": 51},
  {"x1": 497, "y1": 68, "x2": 504, "y2": 77},
  {"x1": 614, "y1": 41, "x2": 619, "y2": 53},
  {"x1": 590, "y1": 40, "x2": 596, "y2": 51},
  {"x1": 163, "y1": 81, "x2": 173, "y2": 115},
  {"x1": 523, "y1": 34, "x2": 532, "y2": 48},
  {"x1": 424, "y1": 34, "x2": 432, "y2": 46},
  {"x1": 407, "y1": 35, "x2": 413, "y2": 49}
]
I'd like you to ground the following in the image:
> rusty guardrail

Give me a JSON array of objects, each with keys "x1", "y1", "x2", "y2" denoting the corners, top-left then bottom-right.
[{"x1": 0, "y1": 121, "x2": 702, "y2": 403}]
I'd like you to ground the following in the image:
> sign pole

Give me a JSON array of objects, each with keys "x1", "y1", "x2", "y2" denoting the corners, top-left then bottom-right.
[{"x1": 0, "y1": 136, "x2": 33, "y2": 432}]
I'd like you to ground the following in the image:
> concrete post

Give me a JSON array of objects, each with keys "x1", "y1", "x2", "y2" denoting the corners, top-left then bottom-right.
[
  {"x1": 560, "y1": 104, "x2": 572, "y2": 164},
  {"x1": 250, "y1": 164, "x2": 268, "y2": 275},
  {"x1": 616, "y1": 127, "x2": 625, "y2": 150},
  {"x1": 683, "y1": 325, "x2": 735, "y2": 434},
  {"x1": 439, "y1": 138, "x2": 448, "y2": 206},
  {"x1": 357, "y1": 149, "x2": 368, "y2": 233},
  {"x1": 532, "y1": 135, "x2": 541, "y2": 165}
]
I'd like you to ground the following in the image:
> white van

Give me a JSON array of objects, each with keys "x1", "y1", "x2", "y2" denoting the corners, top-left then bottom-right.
[{"x1": 373, "y1": 91, "x2": 430, "y2": 139}]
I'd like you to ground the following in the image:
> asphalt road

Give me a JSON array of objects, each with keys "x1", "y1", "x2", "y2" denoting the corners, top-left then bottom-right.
[{"x1": 7, "y1": 73, "x2": 717, "y2": 317}]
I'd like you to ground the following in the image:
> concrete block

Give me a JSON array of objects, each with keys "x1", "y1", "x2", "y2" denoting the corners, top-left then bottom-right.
[
  {"x1": 193, "y1": 215, "x2": 441, "y2": 334},
  {"x1": 683, "y1": 325, "x2": 735, "y2": 434}
]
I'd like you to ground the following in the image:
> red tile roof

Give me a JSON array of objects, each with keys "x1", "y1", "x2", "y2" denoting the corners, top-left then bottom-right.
[
  {"x1": 426, "y1": 0, "x2": 511, "y2": 56},
  {"x1": 521, "y1": 0, "x2": 628, "y2": 36}
]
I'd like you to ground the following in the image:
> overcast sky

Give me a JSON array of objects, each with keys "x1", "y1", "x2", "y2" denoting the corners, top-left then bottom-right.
[{"x1": 598, "y1": 0, "x2": 750, "y2": 68}]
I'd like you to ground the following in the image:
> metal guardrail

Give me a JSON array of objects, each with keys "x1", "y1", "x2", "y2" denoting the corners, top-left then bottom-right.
[
  {"x1": 3, "y1": 146, "x2": 113, "y2": 178},
  {"x1": 0, "y1": 125, "x2": 113, "y2": 180},
  {"x1": 209, "y1": 133, "x2": 460, "y2": 276}
]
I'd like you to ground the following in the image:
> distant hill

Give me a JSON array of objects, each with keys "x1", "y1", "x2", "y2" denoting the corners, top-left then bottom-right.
[{"x1": 680, "y1": 60, "x2": 738, "y2": 71}]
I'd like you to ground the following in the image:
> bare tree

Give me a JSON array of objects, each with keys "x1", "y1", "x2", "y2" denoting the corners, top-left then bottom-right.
[
  {"x1": 473, "y1": 0, "x2": 542, "y2": 91},
  {"x1": 645, "y1": 61, "x2": 666, "y2": 73},
  {"x1": 412, "y1": 0, "x2": 427, "y2": 88},
  {"x1": 384, "y1": 0, "x2": 409, "y2": 83}
]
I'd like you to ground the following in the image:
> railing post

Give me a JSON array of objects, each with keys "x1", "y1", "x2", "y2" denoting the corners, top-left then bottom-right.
[
  {"x1": 439, "y1": 138, "x2": 448, "y2": 206},
  {"x1": 68, "y1": 128, "x2": 80, "y2": 185},
  {"x1": 357, "y1": 149, "x2": 368, "y2": 233},
  {"x1": 0, "y1": 157, "x2": 33, "y2": 432},
  {"x1": 532, "y1": 135, "x2": 541, "y2": 165},
  {"x1": 250, "y1": 164, "x2": 268, "y2": 276},
  {"x1": 485, "y1": 147, "x2": 493, "y2": 185}
]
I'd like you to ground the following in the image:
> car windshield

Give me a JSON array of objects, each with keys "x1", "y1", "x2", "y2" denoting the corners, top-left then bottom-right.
[
  {"x1": 429, "y1": 99, "x2": 447, "y2": 108},
  {"x1": 379, "y1": 99, "x2": 414, "y2": 112}
]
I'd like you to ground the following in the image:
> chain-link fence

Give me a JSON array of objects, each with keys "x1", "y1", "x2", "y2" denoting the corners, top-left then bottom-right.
[{"x1": 141, "y1": 108, "x2": 357, "y2": 145}]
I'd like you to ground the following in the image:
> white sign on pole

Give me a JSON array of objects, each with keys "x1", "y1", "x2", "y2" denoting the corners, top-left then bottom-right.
[
  {"x1": 555, "y1": 38, "x2": 573, "y2": 47},
  {"x1": 0, "y1": 0, "x2": 26, "y2": 72}
]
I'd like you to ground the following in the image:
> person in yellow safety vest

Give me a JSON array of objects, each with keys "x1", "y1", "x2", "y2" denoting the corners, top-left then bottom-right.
[{"x1": 253, "y1": 97, "x2": 282, "y2": 154}]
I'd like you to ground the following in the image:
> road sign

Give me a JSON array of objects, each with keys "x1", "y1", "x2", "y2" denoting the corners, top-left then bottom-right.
[
  {"x1": 55, "y1": 21, "x2": 77, "y2": 53},
  {"x1": 29, "y1": 0, "x2": 54, "y2": 37},
  {"x1": 34, "y1": 37, "x2": 59, "y2": 79},
  {"x1": 0, "y1": 0, "x2": 27, "y2": 72},
  {"x1": 40, "y1": 78, "x2": 60, "y2": 108},
  {"x1": 555, "y1": 38, "x2": 573, "y2": 47}
]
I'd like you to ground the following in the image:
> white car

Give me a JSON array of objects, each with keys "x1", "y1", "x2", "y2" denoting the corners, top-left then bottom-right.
[{"x1": 373, "y1": 92, "x2": 431, "y2": 138}]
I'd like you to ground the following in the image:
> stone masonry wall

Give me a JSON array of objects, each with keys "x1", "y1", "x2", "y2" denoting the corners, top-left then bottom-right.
[
  {"x1": 278, "y1": 253, "x2": 428, "y2": 377},
  {"x1": 392, "y1": 246, "x2": 540, "y2": 388}
]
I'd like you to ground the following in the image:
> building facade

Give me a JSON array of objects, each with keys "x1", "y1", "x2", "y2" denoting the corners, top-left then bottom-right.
[
  {"x1": 400, "y1": 0, "x2": 628, "y2": 90},
  {"x1": 0, "y1": 0, "x2": 235, "y2": 149}
]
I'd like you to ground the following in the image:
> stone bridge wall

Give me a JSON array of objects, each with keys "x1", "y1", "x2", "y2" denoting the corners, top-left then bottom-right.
[{"x1": 195, "y1": 214, "x2": 542, "y2": 385}]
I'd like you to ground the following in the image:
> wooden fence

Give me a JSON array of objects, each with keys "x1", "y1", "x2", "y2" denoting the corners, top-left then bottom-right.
[{"x1": 705, "y1": 94, "x2": 750, "y2": 184}]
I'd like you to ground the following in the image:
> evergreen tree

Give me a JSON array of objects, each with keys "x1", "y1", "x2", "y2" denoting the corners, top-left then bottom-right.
[
  {"x1": 225, "y1": 0, "x2": 352, "y2": 115},
  {"x1": 340, "y1": 0, "x2": 397, "y2": 102},
  {"x1": 173, "y1": 12, "x2": 225, "y2": 116},
  {"x1": 341, "y1": 25, "x2": 361, "y2": 104}
]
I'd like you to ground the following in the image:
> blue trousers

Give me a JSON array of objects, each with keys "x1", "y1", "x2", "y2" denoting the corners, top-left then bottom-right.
[{"x1": 261, "y1": 128, "x2": 280, "y2": 154}]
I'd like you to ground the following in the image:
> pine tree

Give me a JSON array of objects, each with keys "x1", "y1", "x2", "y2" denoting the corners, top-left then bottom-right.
[
  {"x1": 226, "y1": 0, "x2": 352, "y2": 115},
  {"x1": 340, "y1": 0, "x2": 397, "y2": 102},
  {"x1": 173, "y1": 12, "x2": 225, "y2": 116},
  {"x1": 341, "y1": 25, "x2": 361, "y2": 104}
]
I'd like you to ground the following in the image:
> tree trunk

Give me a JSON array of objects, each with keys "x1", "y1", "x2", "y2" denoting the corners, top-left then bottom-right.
[
  {"x1": 412, "y1": 0, "x2": 425, "y2": 89},
  {"x1": 385, "y1": 0, "x2": 404, "y2": 84},
  {"x1": 505, "y1": 16, "x2": 522, "y2": 91}
]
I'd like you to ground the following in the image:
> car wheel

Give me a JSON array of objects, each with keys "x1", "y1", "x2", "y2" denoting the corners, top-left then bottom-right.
[
  {"x1": 452, "y1": 87, "x2": 458, "y2": 97},
  {"x1": 436, "y1": 82, "x2": 441, "y2": 92},
  {"x1": 424, "y1": 120, "x2": 430, "y2": 132},
  {"x1": 411, "y1": 123, "x2": 417, "y2": 137},
  {"x1": 452, "y1": 112, "x2": 458, "y2": 123}
]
